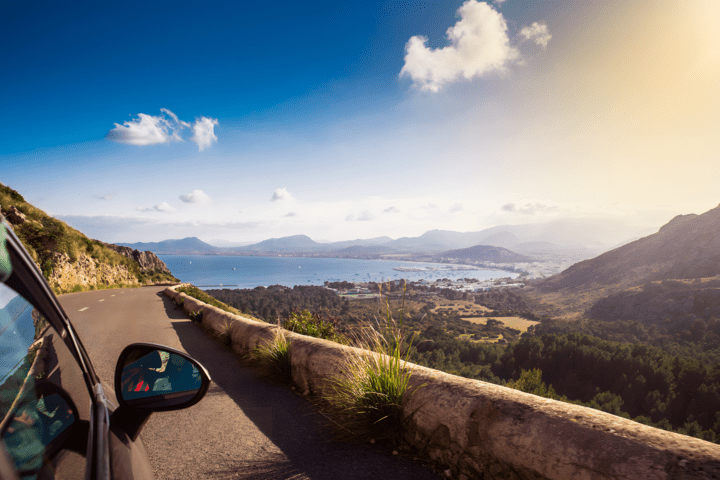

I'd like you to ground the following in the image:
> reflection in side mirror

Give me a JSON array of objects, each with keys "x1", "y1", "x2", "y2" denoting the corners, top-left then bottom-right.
[
  {"x1": 114, "y1": 344, "x2": 211, "y2": 412},
  {"x1": 1, "y1": 381, "x2": 79, "y2": 475}
]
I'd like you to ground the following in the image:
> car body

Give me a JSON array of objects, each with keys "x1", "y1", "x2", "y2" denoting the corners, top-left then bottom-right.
[{"x1": 0, "y1": 218, "x2": 211, "y2": 479}]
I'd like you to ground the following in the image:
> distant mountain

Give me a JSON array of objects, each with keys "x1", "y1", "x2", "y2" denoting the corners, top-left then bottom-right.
[
  {"x1": 513, "y1": 241, "x2": 560, "y2": 253},
  {"x1": 479, "y1": 231, "x2": 519, "y2": 248},
  {"x1": 118, "y1": 237, "x2": 220, "y2": 254},
  {"x1": 232, "y1": 235, "x2": 330, "y2": 253},
  {"x1": 206, "y1": 239, "x2": 255, "y2": 248},
  {"x1": 535, "y1": 204, "x2": 720, "y2": 309},
  {"x1": 438, "y1": 245, "x2": 533, "y2": 263},
  {"x1": 327, "y1": 236, "x2": 394, "y2": 249},
  {"x1": 386, "y1": 230, "x2": 487, "y2": 252},
  {"x1": 332, "y1": 245, "x2": 398, "y2": 257}
]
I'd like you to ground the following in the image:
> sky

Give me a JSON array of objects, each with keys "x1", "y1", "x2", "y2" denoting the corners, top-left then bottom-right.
[{"x1": 1, "y1": 0, "x2": 718, "y2": 246}]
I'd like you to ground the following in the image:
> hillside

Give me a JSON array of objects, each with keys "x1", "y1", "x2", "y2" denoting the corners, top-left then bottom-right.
[
  {"x1": 533, "y1": 203, "x2": 720, "y2": 312},
  {"x1": 0, "y1": 183, "x2": 177, "y2": 293},
  {"x1": 437, "y1": 244, "x2": 532, "y2": 263}
]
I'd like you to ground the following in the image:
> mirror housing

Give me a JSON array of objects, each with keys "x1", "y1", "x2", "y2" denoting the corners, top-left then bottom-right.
[{"x1": 114, "y1": 343, "x2": 211, "y2": 412}]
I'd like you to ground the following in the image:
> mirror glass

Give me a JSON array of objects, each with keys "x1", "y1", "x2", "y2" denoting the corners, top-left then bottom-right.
[{"x1": 119, "y1": 348, "x2": 203, "y2": 408}]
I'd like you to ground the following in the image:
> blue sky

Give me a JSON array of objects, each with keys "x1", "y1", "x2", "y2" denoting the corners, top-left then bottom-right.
[{"x1": 2, "y1": 0, "x2": 719, "y2": 245}]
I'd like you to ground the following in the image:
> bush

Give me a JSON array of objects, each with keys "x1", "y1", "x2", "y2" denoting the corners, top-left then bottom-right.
[{"x1": 282, "y1": 310, "x2": 347, "y2": 344}]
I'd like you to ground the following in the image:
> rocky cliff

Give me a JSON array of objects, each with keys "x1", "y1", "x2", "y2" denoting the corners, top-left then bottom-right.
[
  {"x1": 103, "y1": 243, "x2": 172, "y2": 274},
  {"x1": 47, "y1": 252, "x2": 139, "y2": 292}
]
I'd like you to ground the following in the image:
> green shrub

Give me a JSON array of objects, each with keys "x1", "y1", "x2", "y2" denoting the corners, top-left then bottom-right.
[{"x1": 282, "y1": 310, "x2": 347, "y2": 344}]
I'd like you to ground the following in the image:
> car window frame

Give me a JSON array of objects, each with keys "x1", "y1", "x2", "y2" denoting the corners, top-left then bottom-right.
[{"x1": 1, "y1": 221, "x2": 110, "y2": 480}]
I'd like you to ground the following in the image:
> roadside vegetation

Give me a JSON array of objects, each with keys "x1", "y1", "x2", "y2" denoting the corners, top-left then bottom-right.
[
  {"x1": 201, "y1": 279, "x2": 720, "y2": 444},
  {"x1": 190, "y1": 282, "x2": 423, "y2": 448}
]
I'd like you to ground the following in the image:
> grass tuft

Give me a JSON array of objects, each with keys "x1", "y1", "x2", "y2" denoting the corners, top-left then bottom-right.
[
  {"x1": 217, "y1": 321, "x2": 234, "y2": 347},
  {"x1": 324, "y1": 283, "x2": 424, "y2": 447},
  {"x1": 250, "y1": 330, "x2": 293, "y2": 385},
  {"x1": 189, "y1": 309, "x2": 203, "y2": 324}
]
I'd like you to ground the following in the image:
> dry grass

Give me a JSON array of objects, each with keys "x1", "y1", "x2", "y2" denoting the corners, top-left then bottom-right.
[
  {"x1": 461, "y1": 316, "x2": 538, "y2": 333},
  {"x1": 429, "y1": 298, "x2": 490, "y2": 314},
  {"x1": 324, "y1": 286, "x2": 424, "y2": 447}
]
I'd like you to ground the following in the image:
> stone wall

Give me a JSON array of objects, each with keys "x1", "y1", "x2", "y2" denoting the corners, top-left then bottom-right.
[{"x1": 165, "y1": 285, "x2": 720, "y2": 480}]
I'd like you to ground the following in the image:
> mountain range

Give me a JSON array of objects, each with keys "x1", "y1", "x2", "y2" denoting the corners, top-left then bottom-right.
[{"x1": 118, "y1": 219, "x2": 630, "y2": 260}]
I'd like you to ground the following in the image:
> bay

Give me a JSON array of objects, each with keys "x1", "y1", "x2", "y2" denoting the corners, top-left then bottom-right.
[{"x1": 158, "y1": 255, "x2": 517, "y2": 290}]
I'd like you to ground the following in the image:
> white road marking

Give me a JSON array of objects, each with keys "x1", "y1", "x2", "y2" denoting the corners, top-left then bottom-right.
[
  {"x1": 78, "y1": 307, "x2": 88, "y2": 312},
  {"x1": 99, "y1": 299, "x2": 105, "y2": 302},
  {"x1": 111, "y1": 295, "x2": 115, "y2": 297}
]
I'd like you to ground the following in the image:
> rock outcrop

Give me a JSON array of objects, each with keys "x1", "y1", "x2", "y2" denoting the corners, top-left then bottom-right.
[
  {"x1": 2, "y1": 206, "x2": 26, "y2": 225},
  {"x1": 47, "y1": 252, "x2": 139, "y2": 291},
  {"x1": 103, "y1": 243, "x2": 172, "y2": 274}
]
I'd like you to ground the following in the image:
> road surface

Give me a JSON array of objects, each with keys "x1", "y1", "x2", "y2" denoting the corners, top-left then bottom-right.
[{"x1": 59, "y1": 286, "x2": 440, "y2": 480}]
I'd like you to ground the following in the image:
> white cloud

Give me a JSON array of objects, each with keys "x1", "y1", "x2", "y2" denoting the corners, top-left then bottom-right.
[
  {"x1": 136, "y1": 206, "x2": 152, "y2": 212},
  {"x1": 160, "y1": 108, "x2": 190, "y2": 129},
  {"x1": 154, "y1": 202, "x2": 176, "y2": 213},
  {"x1": 501, "y1": 202, "x2": 558, "y2": 215},
  {"x1": 399, "y1": 0, "x2": 519, "y2": 92},
  {"x1": 179, "y1": 189, "x2": 211, "y2": 204},
  {"x1": 284, "y1": 212, "x2": 297, "y2": 217},
  {"x1": 190, "y1": 117, "x2": 219, "y2": 151},
  {"x1": 519, "y1": 22, "x2": 552, "y2": 49},
  {"x1": 383, "y1": 206, "x2": 400, "y2": 213},
  {"x1": 106, "y1": 109, "x2": 185, "y2": 146},
  {"x1": 106, "y1": 109, "x2": 218, "y2": 150},
  {"x1": 271, "y1": 188, "x2": 295, "y2": 202},
  {"x1": 449, "y1": 203, "x2": 463, "y2": 213},
  {"x1": 346, "y1": 211, "x2": 375, "y2": 221}
]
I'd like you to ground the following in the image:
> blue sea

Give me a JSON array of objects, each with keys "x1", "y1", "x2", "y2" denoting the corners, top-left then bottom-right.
[{"x1": 158, "y1": 255, "x2": 517, "y2": 290}]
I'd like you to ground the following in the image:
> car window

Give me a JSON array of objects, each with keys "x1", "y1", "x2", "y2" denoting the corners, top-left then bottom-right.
[{"x1": 0, "y1": 283, "x2": 90, "y2": 479}]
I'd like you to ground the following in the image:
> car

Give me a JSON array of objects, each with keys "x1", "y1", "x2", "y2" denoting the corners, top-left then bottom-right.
[{"x1": 0, "y1": 217, "x2": 212, "y2": 479}]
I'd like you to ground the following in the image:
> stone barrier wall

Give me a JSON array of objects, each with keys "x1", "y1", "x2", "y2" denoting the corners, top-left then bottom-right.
[{"x1": 165, "y1": 286, "x2": 720, "y2": 480}]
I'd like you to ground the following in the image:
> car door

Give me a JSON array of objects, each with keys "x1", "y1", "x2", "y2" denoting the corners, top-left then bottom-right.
[{"x1": 1, "y1": 219, "x2": 207, "y2": 480}]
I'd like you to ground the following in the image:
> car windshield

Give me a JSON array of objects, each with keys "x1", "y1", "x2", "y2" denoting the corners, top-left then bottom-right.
[{"x1": 0, "y1": 283, "x2": 88, "y2": 478}]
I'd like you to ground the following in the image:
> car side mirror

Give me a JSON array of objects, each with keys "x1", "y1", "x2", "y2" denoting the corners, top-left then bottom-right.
[{"x1": 114, "y1": 344, "x2": 211, "y2": 412}]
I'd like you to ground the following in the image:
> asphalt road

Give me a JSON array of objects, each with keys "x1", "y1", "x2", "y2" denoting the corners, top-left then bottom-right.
[{"x1": 58, "y1": 287, "x2": 440, "y2": 480}]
